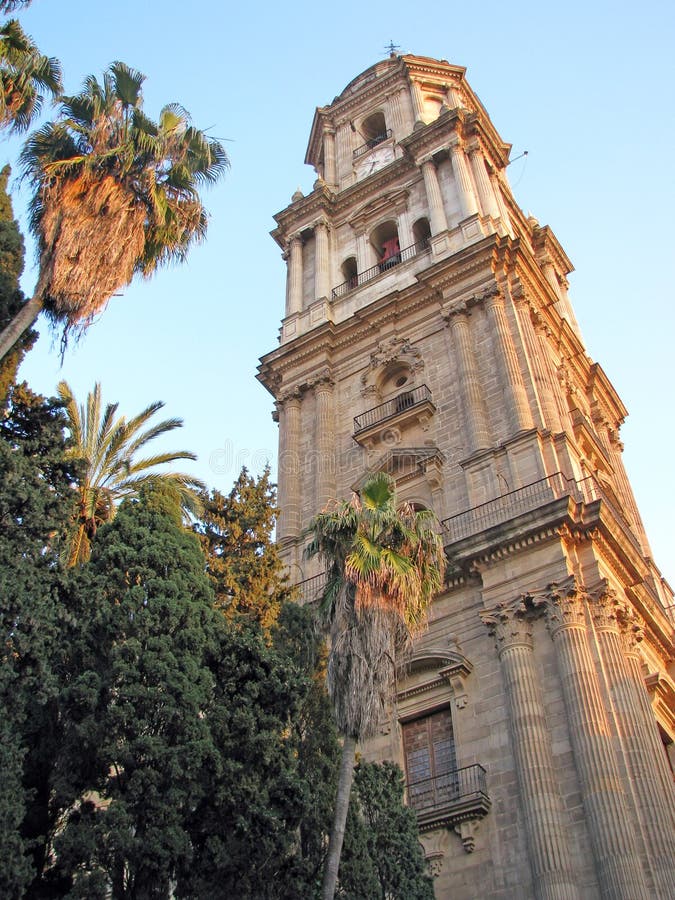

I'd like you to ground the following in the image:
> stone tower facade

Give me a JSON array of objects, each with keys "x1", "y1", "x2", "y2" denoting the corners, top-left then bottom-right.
[{"x1": 257, "y1": 54, "x2": 675, "y2": 899}]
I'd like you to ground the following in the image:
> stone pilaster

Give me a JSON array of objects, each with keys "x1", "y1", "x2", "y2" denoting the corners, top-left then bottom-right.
[
  {"x1": 468, "y1": 140, "x2": 500, "y2": 219},
  {"x1": 482, "y1": 599, "x2": 579, "y2": 900},
  {"x1": 323, "y1": 126, "x2": 337, "y2": 187},
  {"x1": 277, "y1": 391, "x2": 302, "y2": 539},
  {"x1": 409, "y1": 78, "x2": 425, "y2": 125},
  {"x1": 314, "y1": 220, "x2": 330, "y2": 301},
  {"x1": 589, "y1": 590, "x2": 675, "y2": 899},
  {"x1": 286, "y1": 234, "x2": 303, "y2": 315},
  {"x1": 420, "y1": 158, "x2": 449, "y2": 235},
  {"x1": 444, "y1": 304, "x2": 491, "y2": 451},
  {"x1": 516, "y1": 299, "x2": 562, "y2": 432},
  {"x1": 483, "y1": 291, "x2": 533, "y2": 434},
  {"x1": 490, "y1": 171, "x2": 513, "y2": 234},
  {"x1": 314, "y1": 376, "x2": 336, "y2": 512},
  {"x1": 604, "y1": 427, "x2": 651, "y2": 556},
  {"x1": 545, "y1": 580, "x2": 650, "y2": 899},
  {"x1": 620, "y1": 610, "x2": 675, "y2": 797},
  {"x1": 449, "y1": 139, "x2": 479, "y2": 219},
  {"x1": 356, "y1": 230, "x2": 376, "y2": 274}
]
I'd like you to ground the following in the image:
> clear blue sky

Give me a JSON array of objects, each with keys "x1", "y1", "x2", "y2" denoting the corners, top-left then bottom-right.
[{"x1": 7, "y1": 0, "x2": 674, "y2": 584}]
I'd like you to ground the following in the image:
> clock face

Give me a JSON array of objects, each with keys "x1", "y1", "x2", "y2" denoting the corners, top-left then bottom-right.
[{"x1": 354, "y1": 143, "x2": 394, "y2": 180}]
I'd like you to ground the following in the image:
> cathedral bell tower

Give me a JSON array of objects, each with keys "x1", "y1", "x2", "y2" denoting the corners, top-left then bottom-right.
[{"x1": 258, "y1": 54, "x2": 675, "y2": 899}]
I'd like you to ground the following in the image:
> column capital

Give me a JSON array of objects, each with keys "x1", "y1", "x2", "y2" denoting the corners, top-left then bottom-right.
[
  {"x1": 278, "y1": 386, "x2": 303, "y2": 407},
  {"x1": 311, "y1": 371, "x2": 335, "y2": 392},
  {"x1": 311, "y1": 217, "x2": 330, "y2": 233},
  {"x1": 616, "y1": 606, "x2": 645, "y2": 658},
  {"x1": 481, "y1": 596, "x2": 541, "y2": 653},
  {"x1": 587, "y1": 581, "x2": 623, "y2": 632},
  {"x1": 544, "y1": 576, "x2": 588, "y2": 636}
]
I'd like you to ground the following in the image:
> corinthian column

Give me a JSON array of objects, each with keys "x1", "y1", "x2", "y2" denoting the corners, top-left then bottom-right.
[
  {"x1": 545, "y1": 580, "x2": 650, "y2": 899},
  {"x1": 314, "y1": 377, "x2": 336, "y2": 511},
  {"x1": 278, "y1": 392, "x2": 302, "y2": 539},
  {"x1": 314, "y1": 220, "x2": 330, "y2": 301},
  {"x1": 590, "y1": 591, "x2": 675, "y2": 899},
  {"x1": 482, "y1": 600, "x2": 578, "y2": 900},
  {"x1": 445, "y1": 305, "x2": 491, "y2": 451},
  {"x1": 420, "y1": 158, "x2": 448, "y2": 235},
  {"x1": 484, "y1": 291, "x2": 533, "y2": 434},
  {"x1": 449, "y1": 139, "x2": 479, "y2": 219},
  {"x1": 286, "y1": 234, "x2": 303, "y2": 316}
]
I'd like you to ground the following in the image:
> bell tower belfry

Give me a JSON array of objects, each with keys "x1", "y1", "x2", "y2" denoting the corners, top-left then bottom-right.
[{"x1": 258, "y1": 54, "x2": 675, "y2": 899}]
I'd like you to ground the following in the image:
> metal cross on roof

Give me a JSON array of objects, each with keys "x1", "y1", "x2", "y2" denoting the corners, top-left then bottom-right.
[{"x1": 385, "y1": 40, "x2": 401, "y2": 56}]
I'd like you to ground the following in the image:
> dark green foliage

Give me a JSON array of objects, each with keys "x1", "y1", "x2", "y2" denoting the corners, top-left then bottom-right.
[
  {"x1": 339, "y1": 761, "x2": 434, "y2": 900},
  {"x1": 196, "y1": 466, "x2": 291, "y2": 629},
  {"x1": 0, "y1": 385, "x2": 78, "y2": 898},
  {"x1": 0, "y1": 166, "x2": 35, "y2": 403}
]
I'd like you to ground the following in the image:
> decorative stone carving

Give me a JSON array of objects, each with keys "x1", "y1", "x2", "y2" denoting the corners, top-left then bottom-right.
[
  {"x1": 544, "y1": 575, "x2": 587, "y2": 636},
  {"x1": 360, "y1": 336, "x2": 425, "y2": 395},
  {"x1": 454, "y1": 818, "x2": 479, "y2": 853}
]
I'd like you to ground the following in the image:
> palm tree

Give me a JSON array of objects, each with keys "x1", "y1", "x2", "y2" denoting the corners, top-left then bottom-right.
[
  {"x1": 305, "y1": 472, "x2": 445, "y2": 900},
  {"x1": 0, "y1": 18, "x2": 61, "y2": 132},
  {"x1": 0, "y1": 2, "x2": 34, "y2": 13},
  {"x1": 58, "y1": 380, "x2": 205, "y2": 566},
  {"x1": 0, "y1": 61, "x2": 227, "y2": 361}
]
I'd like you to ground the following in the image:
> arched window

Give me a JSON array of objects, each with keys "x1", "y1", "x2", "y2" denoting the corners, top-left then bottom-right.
[
  {"x1": 370, "y1": 220, "x2": 400, "y2": 272},
  {"x1": 341, "y1": 256, "x2": 358, "y2": 289},
  {"x1": 413, "y1": 217, "x2": 431, "y2": 249},
  {"x1": 361, "y1": 111, "x2": 388, "y2": 148}
]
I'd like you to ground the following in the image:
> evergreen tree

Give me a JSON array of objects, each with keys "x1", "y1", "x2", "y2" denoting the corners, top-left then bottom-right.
[
  {"x1": 339, "y1": 761, "x2": 434, "y2": 900},
  {"x1": 197, "y1": 467, "x2": 290, "y2": 629},
  {"x1": 0, "y1": 384, "x2": 79, "y2": 898},
  {"x1": 0, "y1": 166, "x2": 36, "y2": 404}
]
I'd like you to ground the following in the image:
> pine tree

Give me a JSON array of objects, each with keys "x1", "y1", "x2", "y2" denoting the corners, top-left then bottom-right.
[{"x1": 196, "y1": 466, "x2": 291, "y2": 629}]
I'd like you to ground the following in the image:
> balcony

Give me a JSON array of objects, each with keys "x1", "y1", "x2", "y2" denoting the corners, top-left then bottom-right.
[
  {"x1": 294, "y1": 571, "x2": 327, "y2": 606},
  {"x1": 331, "y1": 239, "x2": 429, "y2": 300},
  {"x1": 353, "y1": 129, "x2": 392, "y2": 158},
  {"x1": 441, "y1": 472, "x2": 675, "y2": 629},
  {"x1": 353, "y1": 384, "x2": 435, "y2": 448},
  {"x1": 441, "y1": 471, "x2": 580, "y2": 545},
  {"x1": 407, "y1": 764, "x2": 490, "y2": 833}
]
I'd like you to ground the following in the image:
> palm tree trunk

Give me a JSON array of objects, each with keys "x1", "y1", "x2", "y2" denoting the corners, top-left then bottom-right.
[
  {"x1": 321, "y1": 733, "x2": 357, "y2": 900},
  {"x1": 0, "y1": 292, "x2": 43, "y2": 363}
]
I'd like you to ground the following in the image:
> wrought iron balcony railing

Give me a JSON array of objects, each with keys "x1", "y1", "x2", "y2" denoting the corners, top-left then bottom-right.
[
  {"x1": 331, "y1": 239, "x2": 429, "y2": 300},
  {"x1": 407, "y1": 764, "x2": 490, "y2": 830},
  {"x1": 440, "y1": 471, "x2": 580, "y2": 544},
  {"x1": 441, "y1": 472, "x2": 675, "y2": 627},
  {"x1": 353, "y1": 384, "x2": 433, "y2": 434},
  {"x1": 294, "y1": 571, "x2": 327, "y2": 606},
  {"x1": 353, "y1": 129, "x2": 392, "y2": 158}
]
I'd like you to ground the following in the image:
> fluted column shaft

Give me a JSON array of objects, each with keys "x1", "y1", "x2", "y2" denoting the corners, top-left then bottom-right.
[
  {"x1": 278, "y1": 396, "x2": 302, "y2": 539},
  {"x1": 449, "y1": 141, "x2": 479, "y2": 219},
  {"x1": 446, "y1": 310, "x2": 491, "y2": 451},
  {"x1": 490, "y1": 171, "x2": 513, "y2": 234},
  {"x1": 287, "y1": 235, "x2": 303, "y2": 315},
  {"x1": 468, "y1": 143, "x2": 500, "y2": 219},
  {"x1": 409, "y1": 78, "x2": 425, "y2": 123},
  {"x1": 591, "y1": 597, "x2": 675, "y2": 899},
  {"x1": 323, "y1": 127, "x2": 337, "y2": 186},
  {"x1": 420, "y1": 159, "x2": 448, "y2": 235},
  {"x1": 518, "y1": 300, "x2": 562, "y2": 432},
  {"x1": 483, "y1": 604, "x2": 578, "y2": 900},
  {"x1": 314, "y1": 221, "x2": 330, "y2": 301},
  {"x1": 484, "y1": 292, "x2": 533, "y2": 433},
  {"x1": 314, "y1": 380, "x2": 336, "y2": 511},
  {"x1": 546, "y1": 587, "x2": 649, "y2": 899}
]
